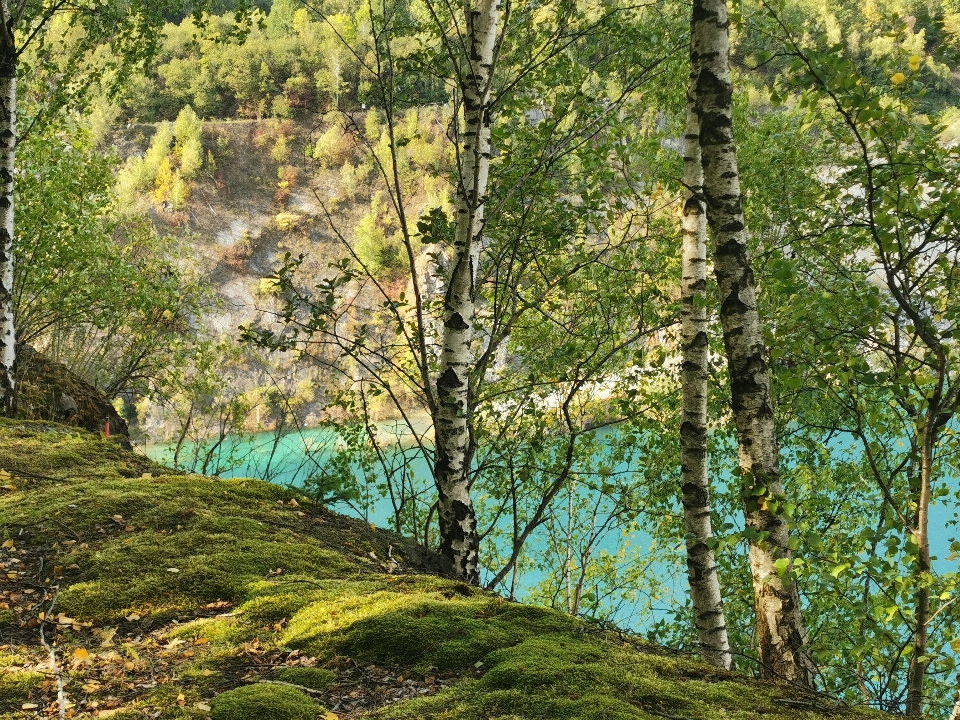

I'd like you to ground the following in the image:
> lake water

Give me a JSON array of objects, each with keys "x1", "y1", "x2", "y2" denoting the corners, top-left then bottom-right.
[{"x1": 147, "y1": 424, "x2": 959, "y2": 630}]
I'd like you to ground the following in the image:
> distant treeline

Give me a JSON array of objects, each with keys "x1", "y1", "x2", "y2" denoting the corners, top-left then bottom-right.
[{"x1": 117, "y1": 0, "x2": 449, "y2": 122}]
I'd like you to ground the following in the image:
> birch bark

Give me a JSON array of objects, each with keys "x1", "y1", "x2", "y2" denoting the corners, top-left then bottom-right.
[
  {"x1": 0, "y1": 4, "x2": 15, "y2": 419},
  {"x1": 690, "y1": 0, "x2": 814, "y2": 687},
  {"x1": 434, "y1": 0, "x2": 500, "y2": 583},
  {"x1": 948, "y1": 674, "x2": 960, "y2": 720},
  {"x1": 679, "y1": 100, "x2": 731, "y2": 671}
]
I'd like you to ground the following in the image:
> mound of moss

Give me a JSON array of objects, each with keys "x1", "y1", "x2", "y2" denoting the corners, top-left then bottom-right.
[
  {"x1": 0, "y1": 420, "x2": 891, "y2": 720},
  {"x1": 210, "y1": 684, "x2": 324, "y2": 720}
]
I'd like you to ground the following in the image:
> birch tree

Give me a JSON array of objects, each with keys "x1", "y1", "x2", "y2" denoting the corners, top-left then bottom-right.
[
  {"x1": 0, "y1": 0, "x2": 256, "y2": 417},
  {"x1": 431, "y1": 0, "x2": 501, "y2": 582},
  {"x1": 0, "y1": 5, "x2": 13, "y2": 417},
  {"x1": 246, "y1": 0, "x2": 673, "y2": 584},
  {"x1": 679, "y1": 98, "x2": 731, "y2": 670},
  {"x1": 748, "y1": 25, "x2": 960, "y2": 709},
  {"x1": 689, "y1": 0, "x2": 814, "y2": 686}
]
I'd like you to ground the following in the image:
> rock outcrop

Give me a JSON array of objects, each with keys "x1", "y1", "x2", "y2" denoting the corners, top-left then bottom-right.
[{"x1": 15, "y1": 345, "x2": 132, "y2": 449}]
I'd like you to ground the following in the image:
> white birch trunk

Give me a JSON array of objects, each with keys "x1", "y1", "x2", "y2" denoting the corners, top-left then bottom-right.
[
  {"x1": 434, "y1": 0, "x2": 499, "y2": 583},
  {"x1": 690, "y1": 0, "x2": 814, "y2": 687},
  {"x1": 679, "y1": 101, "x2": 731, "y2": 671},
  {"x1": 0, "y1": 12, "x2": 15, "y2": 419},
  {"x1": 948, "y1": 674, "x2": 960, "y2": 720}
]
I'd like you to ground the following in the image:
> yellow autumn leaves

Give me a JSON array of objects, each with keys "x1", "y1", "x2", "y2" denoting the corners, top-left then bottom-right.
[{"x1": 891, "y1": 55, "x2": 922, "y2": 85}]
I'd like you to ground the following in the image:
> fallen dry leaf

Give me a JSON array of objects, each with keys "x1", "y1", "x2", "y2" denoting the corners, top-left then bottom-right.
[{"x1": 95, "y1": 626, "x2": 118, "y2": 646}]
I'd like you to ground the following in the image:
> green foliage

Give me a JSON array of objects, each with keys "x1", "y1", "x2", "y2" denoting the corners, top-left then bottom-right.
[
  {"x1": 727, "y1": 18, "x2": 960, "y2": 711},
  {"x1": 117, "y1": 122, "x2": 173, "y2": 206},
  {"x1": 354, "y1": 192, "x2": 401, "y2": 274},
  {"x1": 174, "y1": 106, "x2": 205, "y2": 178},
  {"x1": 240, "y1": 0, "x2": 690, "y2": 630},
  {"x1": 15, "y1": 120, "x2": 202, "y2": 397}
]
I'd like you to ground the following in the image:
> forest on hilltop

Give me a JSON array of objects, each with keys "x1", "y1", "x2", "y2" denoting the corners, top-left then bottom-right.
[{"x1": 1, "y1": 0, "x2": 960, "y2": 713}]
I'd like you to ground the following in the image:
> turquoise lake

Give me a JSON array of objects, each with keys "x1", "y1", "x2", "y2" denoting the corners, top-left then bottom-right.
[{"x1": 147, "y1": 424, "x2": 959, "y2": 630}]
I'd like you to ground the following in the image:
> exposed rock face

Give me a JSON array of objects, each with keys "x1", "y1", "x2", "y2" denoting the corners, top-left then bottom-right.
[{"x1": 15, "y1": 345, "x2": 132, "y2": 449}]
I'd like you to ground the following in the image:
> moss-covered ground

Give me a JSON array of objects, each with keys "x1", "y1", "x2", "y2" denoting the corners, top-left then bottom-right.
[{"x1": 1, "y1": 420, "x2": 888, "y2": 719}]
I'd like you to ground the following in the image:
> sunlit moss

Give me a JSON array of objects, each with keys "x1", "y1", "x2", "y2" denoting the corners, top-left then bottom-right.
[
  {"x1": 1, "y1": 420, "x2": 895, "y2": 720},
  {"x1": 0, "y1": 670, "x2": 44, "y2": 705},
  {"x1": 210, "y1": 683, "x2": 324, "y2": 720},
  {"x1": 283, "y1": 589, "x2": 582, "y2": 674},
  {"x1": 271, "y1": 667, "x2": 336, "y2": 689}
]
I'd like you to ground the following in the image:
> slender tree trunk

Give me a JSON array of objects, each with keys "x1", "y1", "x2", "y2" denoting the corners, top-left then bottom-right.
[
  {"x1": 948, "y1": 674, "x2": 960, "y2": 720},
  {"x1": 434, "y1": 0, "x2": 500, "y2": 583},
  {"x1": 0, "y1": 15, "x2": 15, "y2": 419},
  {"x1": 679, "y1": 101, "x2": 731, "y2": 671},
  {"x1": 905, "y1": 422, "x2": 933, "y2": 716},
  {"x1": 690, "y1": 0, "x2": 814, "y2": 687}
]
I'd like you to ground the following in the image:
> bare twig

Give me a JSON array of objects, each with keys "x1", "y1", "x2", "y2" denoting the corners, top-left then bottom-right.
[
  {"x1": 38, "y1": 589, "x2": 66, "y2": 720},
  {"x1": 255, "y1": 679, "x2": 326, "y2": 696}
]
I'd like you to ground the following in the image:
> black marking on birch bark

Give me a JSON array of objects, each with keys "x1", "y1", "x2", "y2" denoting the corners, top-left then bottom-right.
[
  {"x1": 436, "y1": 488, "x2": 479, "y2": 583},
  {"x1": 681, "y1": 481, "x2": 710, "y2": 508},
  {"x1": 444, "y1": 312, "x2": 470, "y2": 331},
  {"x1": 718, "y1": 219, "x2": 745, "y2": 233},
  {"x1": 683, "y1": 329, "x2": 708, "y2": 352},
  {"x1": 437, "y1": 367, "x2": 464, "y2": 392},
  {"x1": 679, "y1": 421, "x2": 706, "y2": 444},
  {"x1": 686, "y1": 556, "x2": 719, "y2": 582},
  {"x1": 719, "y1": 289, "x2": 750, "y2": 319},
  {"x1": 690, "y1": 2, "x2": 720, "y2": 23}
]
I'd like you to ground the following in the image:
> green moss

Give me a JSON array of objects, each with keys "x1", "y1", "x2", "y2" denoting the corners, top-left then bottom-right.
[
  {"x1": 283, "y1": 588, "x2": 580, "y2": 673},
  {"x1": 0, "y1": 421, "x2": 898, "y2": 720},
  {"x1": 210, "y1": 684, "x2": 323, "y2": 720},
  {"x1": 59, "y1": 529, "x2": 352, "y2": 621},
  {"x1": 0, "y1": 607, "x2": 14, "y2": 626},
  {"x1": 271, "y1": 667, "x2": 336, "y2": 690},
  {"x1": 0, "y1": 464, "x2": 355, "y2": 623},
  {"x1": 0, "y1": 669, "x2": 44, "y2": 704}
]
